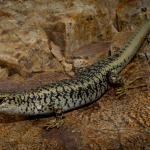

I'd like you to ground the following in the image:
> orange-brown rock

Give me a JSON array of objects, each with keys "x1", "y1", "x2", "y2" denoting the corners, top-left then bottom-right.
[{"x1": 0, "y1": 0, "x2": 119, "y2": 76}]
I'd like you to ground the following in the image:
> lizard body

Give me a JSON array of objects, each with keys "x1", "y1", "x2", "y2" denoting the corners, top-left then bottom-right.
[{"x1": 0, "y1": 20, "x2": 150, "y2": 116}]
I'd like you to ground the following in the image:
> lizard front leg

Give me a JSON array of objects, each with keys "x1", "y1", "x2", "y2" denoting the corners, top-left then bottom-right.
[
  {"x1": 107, "y1": 70, "x2": 142, "y2": 98},
  {"x1": 107, "y1": 70, "x2": 124, "y2": 87},
  {"x1": 116, "y1": 76, "x2": 147, "y2": 98}
]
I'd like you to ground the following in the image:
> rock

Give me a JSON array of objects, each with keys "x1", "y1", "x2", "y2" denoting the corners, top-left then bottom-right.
[
  {"x1": 61, "y1": 60, "x2": 74, "y2": 76},
  {"x1": 71, "y1": 41, "x2": 112, "y2": 68},
  {"x1": 112, "y1": 31, "x2": 133, "y2": 51},
  {"x1": 50, "y1": 41, "x2": 64, "y2": 62},
  {"x1": 73, "y1": 58, "x2": 89, "y2": 68},
  {"x1": 0, "y1": 0, "x2": 117, "y2": 77},
  {"x1": 115, "y1": 0, "x2": 150, "y2": 31},
  {"x1": 0, "y1": 67, "x2": 8, "y2": 80},
  {"x1": 0, "y1": 20, "x2": 54, "y2": 76}
]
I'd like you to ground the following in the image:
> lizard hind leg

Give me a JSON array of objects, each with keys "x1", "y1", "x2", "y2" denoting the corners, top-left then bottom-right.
[{"x1": 107, "y1": 70, "x2": 124, "y2": 87}]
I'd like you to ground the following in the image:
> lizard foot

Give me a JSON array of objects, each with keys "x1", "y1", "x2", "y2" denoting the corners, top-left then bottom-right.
[
  {"x1": 43, "y1": 107, "x2": 64, "y2": 130},
  {"x1": 43, "y1": 117, "x2": 64, "y2": 130},
  {"x1": 116, "y1": 76, "x2": 147, "y2": 98}
]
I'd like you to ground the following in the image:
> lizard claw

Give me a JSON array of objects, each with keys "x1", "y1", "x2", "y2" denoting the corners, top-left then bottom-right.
[
  {"x1": 43, "y1": 118, "x2": 64, "y2": 130},
  {"x1": 116, "y1": 76, "x2": 147, "y2": 98}
]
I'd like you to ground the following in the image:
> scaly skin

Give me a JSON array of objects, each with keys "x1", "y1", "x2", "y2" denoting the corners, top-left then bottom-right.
[{"x1": 0, "y1": 20, "x2": 150, "y2": 116}]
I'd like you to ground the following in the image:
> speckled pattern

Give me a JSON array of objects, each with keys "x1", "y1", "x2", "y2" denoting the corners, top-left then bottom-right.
[{"x1": 0, "y1": 20, "x2": 150, "y2": 116}]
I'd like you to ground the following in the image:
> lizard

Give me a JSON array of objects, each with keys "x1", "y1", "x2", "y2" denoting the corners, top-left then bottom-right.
[{"x1": 0, "y1": 20, "x2": 150, "y2": 116}]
